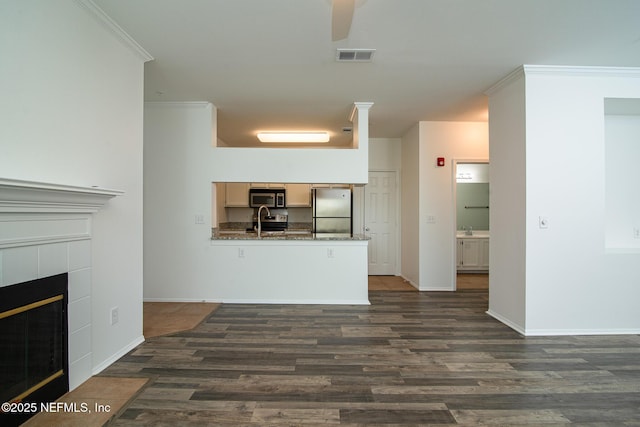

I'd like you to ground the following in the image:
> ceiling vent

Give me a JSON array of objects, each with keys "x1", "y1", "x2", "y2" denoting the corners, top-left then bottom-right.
[{"x1": 336, "y1": 48, "x2": 376, "y2": 62}]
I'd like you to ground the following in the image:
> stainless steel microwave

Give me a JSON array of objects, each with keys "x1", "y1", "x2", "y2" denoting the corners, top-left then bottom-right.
[{"x1": 249, "y1": 188, "x2": 286, "y2": 208}]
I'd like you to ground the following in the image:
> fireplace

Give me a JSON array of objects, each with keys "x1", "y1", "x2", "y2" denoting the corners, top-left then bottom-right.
[
  {"x1": 0, "y1": 273, "x2": 69, "y2": 425},
  {"x1": 0, "y1": 178, "x2": 122, "y2": 422}
]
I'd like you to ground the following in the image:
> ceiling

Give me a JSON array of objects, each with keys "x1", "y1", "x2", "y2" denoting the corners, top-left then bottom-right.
[{"x1": 94, "y1": 0, "x2": 640, "y2": 147}]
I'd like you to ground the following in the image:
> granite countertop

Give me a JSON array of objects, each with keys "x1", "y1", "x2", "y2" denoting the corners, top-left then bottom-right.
[
  {"x1": 212, "y1": 228, "x2": 369, "y2": 241},
  {"x1": 456, "y1": 230, "x2": 490, "y2": 238}
]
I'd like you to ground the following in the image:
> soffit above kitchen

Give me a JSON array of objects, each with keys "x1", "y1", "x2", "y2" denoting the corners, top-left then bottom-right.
[{"x1": 94, "y1": 0, "x2": 640, "y2": 148}]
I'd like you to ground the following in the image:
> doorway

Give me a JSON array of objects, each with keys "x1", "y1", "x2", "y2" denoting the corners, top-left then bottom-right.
[
  {"x1": 454, "y1": 161, "x2": 489, "y2": 290},
  {"x1": 364, "y1": 171, "x2": 398, "y2": 275}
]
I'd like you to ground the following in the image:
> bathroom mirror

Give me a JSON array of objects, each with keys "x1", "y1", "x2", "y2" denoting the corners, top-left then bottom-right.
[{"x1": 456, "y1": 163, "x2": 489, "y2": 231}]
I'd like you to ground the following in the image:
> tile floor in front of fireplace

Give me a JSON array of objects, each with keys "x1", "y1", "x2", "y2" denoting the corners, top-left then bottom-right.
[
  {"x1": 25, "y1": 274, "x2": 640, "y2": 425},
  {"x1": 21, "y1": 377, "x2": 149, "y2": 427}
]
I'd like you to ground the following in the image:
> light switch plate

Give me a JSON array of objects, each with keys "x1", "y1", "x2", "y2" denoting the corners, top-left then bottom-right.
[
  {"x1": 110, "y1": 306, "x2": 119, "y2": 325},
  {"x1": 539, "y1": 216, "x2": 549, "y2": 229}
]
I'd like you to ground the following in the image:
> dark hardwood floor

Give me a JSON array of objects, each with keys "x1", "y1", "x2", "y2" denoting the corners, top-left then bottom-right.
[{"x1": 101, "y1": 287, "x2": 640, "y2": 425}]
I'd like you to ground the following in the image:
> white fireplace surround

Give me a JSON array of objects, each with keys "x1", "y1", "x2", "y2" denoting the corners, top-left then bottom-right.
[{"x1": 0, "y1": 178, "x2": 122, "y2": 389}]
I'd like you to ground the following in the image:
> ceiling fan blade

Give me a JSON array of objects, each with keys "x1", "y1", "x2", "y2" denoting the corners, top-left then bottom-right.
[{"x1": 331, "y1": 0, "x2": 355, "y2": 41}]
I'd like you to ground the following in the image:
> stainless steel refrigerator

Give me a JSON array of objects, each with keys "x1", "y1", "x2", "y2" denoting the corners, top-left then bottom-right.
[{"x1": 312, "y1": 188, "x2": 352, "y2": 236}]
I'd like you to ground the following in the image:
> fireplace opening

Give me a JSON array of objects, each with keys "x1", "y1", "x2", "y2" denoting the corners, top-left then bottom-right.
[{"x1": 0, "y1": 273, "x2": 68, "y2": 425}]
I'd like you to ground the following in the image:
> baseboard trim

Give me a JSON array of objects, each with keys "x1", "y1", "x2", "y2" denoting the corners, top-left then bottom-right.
[
  {"x1": 399, "y1": 275, "x2": 419, "y2": 290},
  {"x1": 144, "y1": 298, "x2": 370, "y2": 305},
  {"x1": 486, "y1": 309, "x2": 526, "y2": 335},
  {"x1": 486, "y1": 310, "x2": 640, "y2": 336},
  {"x1": 420, "y1": 286, "x2": 455, "y2": 291},
  {"x1": 144, "y1": 298, "x2": 222, "y2": 303},
  {"x1": 220, "y1": 298, "x2": 371, "y2": 305},
  {"x1": 522, "y1": 328, "x2": 640, "y2": 336},
  {"x1": 92, "y1": 335, "x2": 145, "y2": 375}
]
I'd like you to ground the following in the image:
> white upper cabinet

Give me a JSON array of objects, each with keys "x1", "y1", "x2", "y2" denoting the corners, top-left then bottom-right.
[
  {"x1": 285, "y1": 184, "x2": 311, "y2": 207},
  {"x1": 225, "y1": 183, "x2": 250, "y2": 207}
]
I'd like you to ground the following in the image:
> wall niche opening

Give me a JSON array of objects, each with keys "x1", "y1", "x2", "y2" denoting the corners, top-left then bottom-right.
[{"x1": 604, "y1": 98, "x2": 640, "y2": 252}]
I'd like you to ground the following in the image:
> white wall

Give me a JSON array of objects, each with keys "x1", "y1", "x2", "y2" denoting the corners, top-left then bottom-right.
[
  {"x1": 144, "y1": 103, "x2": 215, "y2": 301},
  {"x1": 370, "y1": 138, "x2": 402, "y2": 171},
  {"x1": 0, "y1": 0, "x2": 148, "y2": 377},
  {"x1": 210, "y1": 147, "x2": 369, "y2": 183},
  {"x1": 401, "y1": 125, "x2": 420, "y2": 286},
  {"x1": 524, "y1": 66, "x2": 640, "y2": 335},
  {"x1": 485, "y1": 69, "x2": 527, "y2": 332},
  {"x1": 418, "y1": 122, "x2": 489, "y2": 291},
  {"x1": 487, "y1": 66, "x2": 640, "y2": 335}
]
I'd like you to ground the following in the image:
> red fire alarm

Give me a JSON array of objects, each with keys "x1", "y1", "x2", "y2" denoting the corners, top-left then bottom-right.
[{"x1": 437, "y1": 157, "x2": 445, "y2": 167}]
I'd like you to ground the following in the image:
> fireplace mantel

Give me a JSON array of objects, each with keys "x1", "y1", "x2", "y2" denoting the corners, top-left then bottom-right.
[
  {"x1": 0, "y1": 178, "x2": 123, "y2": 214},
  {"x1": 0, "y1": 178, "x2": 124, "y2": 250}
]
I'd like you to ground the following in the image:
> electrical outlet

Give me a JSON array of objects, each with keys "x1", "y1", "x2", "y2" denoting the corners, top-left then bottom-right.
[
  {"x1": 238, "y1": 248, "x2": 245, "y2": 258},
  {"x1": 195, "y1": 214, "x2": 205, "y2": 224},
  {"x1": 110, "y1": 307, "x2": 119, "y2": 325},
  {"x1": 327, "y1": 248, "x2": 335, "y2": 258},
  {"x1": 634, "y1": 227, "x2": 640, "y2": 239}
]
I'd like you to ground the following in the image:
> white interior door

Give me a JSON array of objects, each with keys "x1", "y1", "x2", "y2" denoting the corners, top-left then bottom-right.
[{"x1": 365, "y1": 171, "x2": 397, "y2": 275}]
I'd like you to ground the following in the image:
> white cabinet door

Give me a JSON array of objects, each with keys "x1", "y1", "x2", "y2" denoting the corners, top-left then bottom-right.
[
  {"x1": 460, "y1": 238, "x2": 481, "y2": 268},
  {"x1": 225, "y1": 183, "x2": 250, "y2": 207},
  {"x1": 479, "y1": 238, "x2": 490, "y2": 269},
  {"x1": 457, "y1": 238, "x2": 489, "y2": 271},
  {"x1": 285, "y1": 183, "x2": 311, "y2": 207}
]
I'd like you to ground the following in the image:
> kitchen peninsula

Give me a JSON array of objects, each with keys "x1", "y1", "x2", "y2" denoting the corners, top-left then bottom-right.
[{"x1": 210, "y1": 230, "x2": 369, "y2": 305}]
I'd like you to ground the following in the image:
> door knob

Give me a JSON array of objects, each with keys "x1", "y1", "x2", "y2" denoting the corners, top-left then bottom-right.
[{"x1": 365, "y1": 227, "x2": 370, "y2": 231}]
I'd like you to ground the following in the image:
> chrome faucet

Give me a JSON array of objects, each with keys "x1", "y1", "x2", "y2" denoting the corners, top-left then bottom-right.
[{"x1": 256, "y1": 205, "x2": 271, "y2": 238}]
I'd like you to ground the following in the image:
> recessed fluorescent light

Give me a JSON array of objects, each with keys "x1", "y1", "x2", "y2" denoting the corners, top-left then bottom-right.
[{"x1": 257, "y1": 131, "x2": 330, "y2": 143}]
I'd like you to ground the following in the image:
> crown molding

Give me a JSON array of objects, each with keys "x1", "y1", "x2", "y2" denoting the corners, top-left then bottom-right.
[
  {"x1": 485, "y1": 65, "x2": 640, "y2": 96},
  {"x1": 484, "y1": 66, "x2": 525, "y2": 96},
  {"x1": 144, "y1": 102, "x2": 213, "y2": 109},
  {"x1": 75, "y1": 0, "x2": 153, "y2": 62},
  {"x1": 349, "y1": 102, "x2": 374, "y2": 122},
  {"x1": 0, "y1": 178, "x2": 123, "y2": 214},
  {"x1": 522, "y1": 65, "x2": 640, "y2": 77}
]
